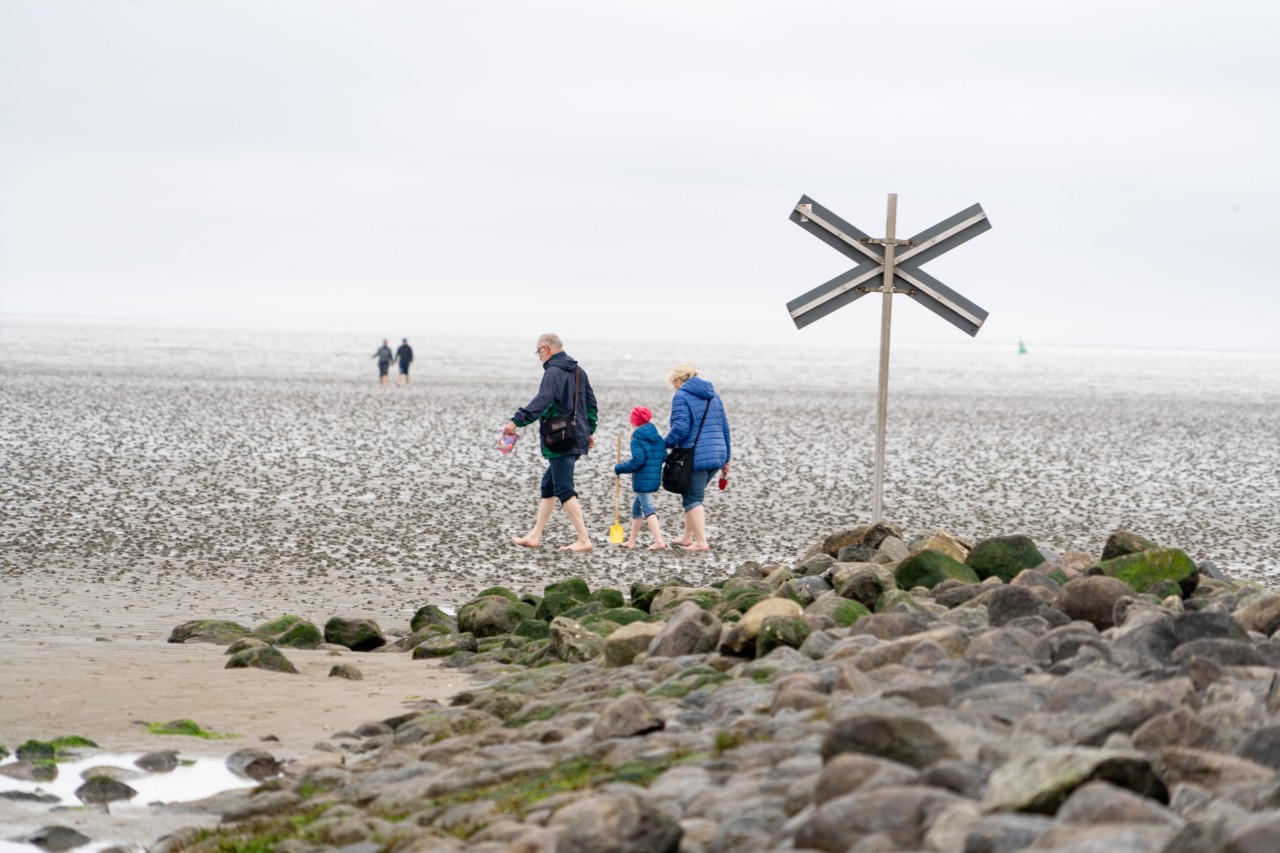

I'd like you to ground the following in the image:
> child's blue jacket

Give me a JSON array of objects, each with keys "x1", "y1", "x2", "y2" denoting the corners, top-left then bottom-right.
[{"x1": 614, "y1": 422, "x2": 665, "y2": 493}]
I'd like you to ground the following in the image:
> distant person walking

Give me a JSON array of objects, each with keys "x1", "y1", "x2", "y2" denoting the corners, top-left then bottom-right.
[
  {"x1": 372, "y1": 339, "x2": 393, "y2": 386},
  {"x1": 614, "y1": 405, "x2": 666, "y2": 550},
  {"x1": 503, "y1": 333, "x2": 598, "y2": 551},
  {"x1": 663, "y1": 364, "x2": 730, "y2": 551},
  {"x1": 394, "y1": 338, "x2": 414, "y2": 386}
]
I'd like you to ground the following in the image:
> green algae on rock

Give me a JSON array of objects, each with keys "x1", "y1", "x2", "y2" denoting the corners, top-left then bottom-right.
[
  {"x1": 1097, "y1": 547, "x2": 1200, "y2": 598},
  {"x1": 146, "y1": 719, "x2": 238, "y2": 739},
  {"x1": 966, "y1": 534, "x2": 1045, "y2": 583},
  {"x1": 167, "y1": 619, "x2": 251, "y2": 645},
  {"x1": 895, "y1": 549, "x2": 980, "y2": 590},
  {"x1": 225, "y1": 645, "x2": 299, "y2": 674}
]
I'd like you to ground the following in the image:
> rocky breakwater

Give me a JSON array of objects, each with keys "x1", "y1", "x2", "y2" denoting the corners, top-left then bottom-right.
[{"x1": 155, "y1": 525, "x2": 1280, "y2": 852}]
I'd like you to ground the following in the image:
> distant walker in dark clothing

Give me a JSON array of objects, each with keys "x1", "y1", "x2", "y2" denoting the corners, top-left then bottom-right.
[
  {"x1": 503, "y1": 332, "x2": 598, "y2": 551},
  {"x1": 372, "y1": 339, "x2": 393, "y2": 386},
  {"x1": 395, "y1": 339, "x2": 414, "y2": 386}
]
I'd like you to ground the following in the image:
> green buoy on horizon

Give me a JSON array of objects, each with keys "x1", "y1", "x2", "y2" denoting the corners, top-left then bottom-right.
[{"x1": 1018, "y1": 340, "x2": 1027, "y2": 355}]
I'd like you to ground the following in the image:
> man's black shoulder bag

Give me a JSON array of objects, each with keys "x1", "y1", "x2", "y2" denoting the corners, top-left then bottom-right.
[{"x1": 540, "y1": 368, "x2": 580, "y2": 454}]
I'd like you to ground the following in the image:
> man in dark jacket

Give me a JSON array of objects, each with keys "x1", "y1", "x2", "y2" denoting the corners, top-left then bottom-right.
[
  {"x1": 394, "y1": 339, "x2": 413, "y2": 386},
  {"x1": 503, "y1": 332, "x2": 599, "y2": 551}
]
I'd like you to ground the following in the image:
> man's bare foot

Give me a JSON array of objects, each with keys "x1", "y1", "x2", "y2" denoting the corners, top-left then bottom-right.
[
  {"x1": 513, "y1": 535, "x2": 541, "y2": 548},
  {"x1": 620, "y1": 540, "x2": 637, "y2": 549},
  {"x1": 649, "y1": 542, "x2": 667, "y2": 550},
  {"x1": 676, "y1": 542, "x2": 710, "y2": 551},
  {"x1": 560, "y1": 540, "x2": 594, "y2": 552},
  {"x1": 671, "y1": 538, "x2": 692, "y2": 548}
]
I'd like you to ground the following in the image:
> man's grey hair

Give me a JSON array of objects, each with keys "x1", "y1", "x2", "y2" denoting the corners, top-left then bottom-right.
[{"x1": 537, "y1": 332, "x2": 563, "y2": 351}]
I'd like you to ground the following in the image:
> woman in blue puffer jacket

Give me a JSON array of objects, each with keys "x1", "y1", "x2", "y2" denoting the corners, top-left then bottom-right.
[
  {"x1": 663, "y1": 364, "x2": 731, "y2": 550},
  {"x1": 613, "y1": 406, "x2": 667, "y2": 549}
]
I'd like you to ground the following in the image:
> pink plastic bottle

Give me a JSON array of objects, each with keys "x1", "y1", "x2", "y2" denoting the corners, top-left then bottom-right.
[{"x1": 497, "y1": 431, "x2": 520, "y2": 454}]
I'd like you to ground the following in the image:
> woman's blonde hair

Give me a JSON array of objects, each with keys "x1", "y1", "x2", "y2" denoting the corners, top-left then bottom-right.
[{"x1": 666, "y1": 364, "x2": 697, "y2": 389}]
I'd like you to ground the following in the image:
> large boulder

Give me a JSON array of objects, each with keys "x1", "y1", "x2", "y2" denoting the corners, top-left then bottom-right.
[
  {"x1": 552, "y1": 793, "x2": 681, "y2": 853},
  {"x1": 225, "y1": 645, "x2": 298, "y2": 674},
  {"x1": 604, "y1": 621, "x2": 664, "y2": 667},
  {"x1": 1101, "y1": 530, "x2": 1159, "y2": 561},
  {"x1": 914, "y1": 530, "x2": 971, "y2": 563},
  {"x1": 254, "y1": 616, "x2": 322, "y2": 649},
  {"x1": 757, "y1": 615, "x2": 812, "y2": 657},
  {"x1": 821, "y1": 712, "x2": 957, "y2": 768},
  {"x1": 549, "y1": 616, "x2": 604, "y2": 663},
  {"x1": 1096, "y1": 548, "x2": 1199, "y2": 598},
  {"x1": 1234, "y1": 594, "x2": 1280, "y2": 637},
  {"x1": 592, "y1": 694, "x2": 664, "y2": 740},
  {"x1": 167, "y1": 620, "x2": 250, "y2": 645},
  {"x1": 966, "y1": 535, "x2": 1044, "y2": 583},
  {"x1": 983, "y1": 748, "x2": 1165, "y2": 814},
  {"x1": 646, "y1": 602, "x2": 721, "y2": 658},
  {"x1": 457, "y1": 595, "x2": 534, "y2": 638},
  {"x1": 894, "y1": 550, "x2": 980, "y2": 591},
  {"x1": 409, "y1": 604, "x2": 456, "y2": 634},
  {"x1": 322, "y1": 617, "x2": 386, "y2": 651},
  {"x1": 720, "y1": 598, "x2": 804, "y2": 656},
  {"x1": 1058, "y1": 576, "x2": 1134, "y2": 630}
]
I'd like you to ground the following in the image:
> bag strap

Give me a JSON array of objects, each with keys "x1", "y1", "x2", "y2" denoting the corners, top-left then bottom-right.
[
  {"x1": 567, "y1": 369, "x2": 580, "y2": 423},
  {"x1": 689, "y1": 399, "x2": 711, "y2": 450}
]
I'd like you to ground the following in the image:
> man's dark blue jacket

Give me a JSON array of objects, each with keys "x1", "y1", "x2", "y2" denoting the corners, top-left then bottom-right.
[{"x1": 512, "y1": 351, "x2": 598, "y2": 459}]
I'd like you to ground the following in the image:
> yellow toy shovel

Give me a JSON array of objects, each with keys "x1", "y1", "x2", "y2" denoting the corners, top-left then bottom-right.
[{"x1": 609, "y1": 432, "x2": 626, "y2": 544}]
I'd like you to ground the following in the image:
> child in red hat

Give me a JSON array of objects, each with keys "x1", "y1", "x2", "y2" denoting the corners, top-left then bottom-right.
[{"x1": 614, "y1": 406, "x2": 666, "y2": 549}]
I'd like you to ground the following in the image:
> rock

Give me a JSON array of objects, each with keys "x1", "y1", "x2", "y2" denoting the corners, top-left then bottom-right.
[
  {"x1": 592, "y1": 693, "x2": 664, "y2": 740},
  {"x1": 836, "y1": 543, "x2": 877, "y2": 563},
  {"x1": 457, "y1": 595, "x2": 534, "y2": 638},
  {"x1": 986, "y1": 586, "x2": 1042, "y2": 627},
  {"x1": 1070, "y1": 695, "x2": 1173, "y2": 746},
  {"x1": 410, "y1": 632, "x2": 478, "y2": 659},
  {"x1": 794, "y1": 785, "x2": 966, "y2": 851},
  {"x1": 552, "y1": 793, "x2": 681, "y2": 853},
  {"x1": 549, "y1": 616, "x2": 604, "y2": 663},
  {"x1": 226, "y1": 748, "x2": 282, "y2": 781},
  {"x1": 962, "y1": 813, "x2": 1056, "y2": 853},
  {"x1": 0, "y1": 761, "x2": 58, "y2": 782},
  {"x1": 1156, "y1": 747, "x2": 1275, "y2": 790},
  {"x1": 323, "y1": 617, "x2": 386, "y2": 651},
  {"x1": 966, "y1": 535, "x2": 1044, "y2": 583},
  {"x1": 1171, "y1": 638, "x2": 1275, "y2": 668},
  {"x1": 225, "y1": 645, "x2": 298, "y2": 674},
  {"x1": 1235, "y1": 726, "x2": 1280, "y2": 770},
  {"x1": 225, "y1": 637, "x2": 269, "y2": 655},
  {"x1": 167, "y1": 619, "x2": 249, "y2": 645},
  {"x1": 134, "y1": 750, "x2": 179, "y2": 772},
  {"x1": 756, "y1": 614, "x2": 812, "y2": 657},
  {"x1": 647, "y1": 601, "x2": 721, "y2": 658},
  {"x1": 798, "y1": 552, "x2": 836, "y2": 576},
  {"x1": 919, "y1": 760, "x2": 990, "y2": 799},
  {"x1": 409, "y1": 604, "x2": 456, "y2": 633},
  {"x1": 1055, "y1": 780, "x2": 1181, "y2": 826},
  {"x1": 821, "y1": 712, "x2": 957, "y2": 768},
  {"x1": 1172, "y1": 610, "x2": 1248, "y2": 645},
  {"x1": 894, "y1": 550, "x2": 979, "y2": 590},
  {"x1": 804, "y1": 526, "x2": 873, "y2": 560},
  {"x1": 780, "y1": 575, "x2": 834, "y2": 606},
  {"x1": 329, "y1": 663, "x2": 363, "y2": 680},
  {"x1": 721, "y1": 597, "x2": 804, "y2": 656},
  {"x1": 1058, "y1": 576, "x2": 1134, "y2": 630},
  {"x1": 1234, "y1": 594, "x2": 1280, "y2": 637},
  {"x1": 649, "y1": 586, "x2": 721, "y2": 613},
  {"x1": 805, "y1": 595, "x2": 870, "y2": 628},
  {"x1": 875, "y1": 536, "x2": 910, "y2": 564},
  {"x1": 604, "y1": 621, "x2": 663, "y2": 667},
  {"x1": 914, "y1": 530, "x2": 970, "y2": 563},
  {"x1": 983, "y1": 748, "x2": 1164, "y2": 814},
  {"x1": 1133, "y1": 708, "x2": 1220, "y2": 752},
  {"x1": 813, "y1": 754, "x2": 918, "y2": 804},
  {"x1": 74, "y1": 776, "x2": 137, "y2": 804},
  {"x1": 25, "y1": 827, "x2": 92, "y2": 853},
  {"x1": 1096, "y1": 547, "x2": 1199, "y2": 598},
  {"x1": 831, "y1": 565, "x2": 890, "y2": 607},
  {"x1": 1101, "y1": 530, "x2": 1159, "y2": 561}
]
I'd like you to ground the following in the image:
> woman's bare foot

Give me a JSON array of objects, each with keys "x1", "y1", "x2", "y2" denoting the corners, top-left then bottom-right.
[
  {"x1": 512, "y1": 535, "x2": 541, "y2": 548},
  {"x1": 561, "y1": 540, "x2": 594, "y2": 552},
  {"x1": 670, "y1": 538, "x2": 692, "y2": 548},
  {"x1": 676, "y1": 542, "x2": 710, "y2": 551},
  {"x1": 649, "y1": 542, "x2": 667, "y2": 550},
  {"x1": 620, "y1": 540, "x2": 637, "y2": 549}
]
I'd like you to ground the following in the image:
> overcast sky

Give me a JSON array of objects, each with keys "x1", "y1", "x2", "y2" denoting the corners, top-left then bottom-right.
[{"x1": 2, "y1": 0, "x2": 1277, "y2": 351}]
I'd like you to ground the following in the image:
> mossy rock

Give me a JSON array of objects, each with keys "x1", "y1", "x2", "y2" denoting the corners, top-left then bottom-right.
[
  {"x1": 146, "y1": 719, "x2": 236, "y2": 739},
  {"x1": 534, "y1": 591, "x2": 580, "y2": 621},
  {"x1": 474, "y1": 585, "x2": 520, "y2": 601},
  {"x1": 225, "y1": 637, "x2": 270, "y2": 655},
  {"x1": 1047, "y1": 568, "x2": 1070, "y2": 585},
  {"x1": 596, "y1": 607, "x2": 650, "y2": 626},
  {"x1": 0, "y1": 744, "x2": 8, "y2": 760},
  {"x1": 410, "y1": 604, "x2": 457, "y2": 634},
  {"x1": 562, "y1": 601, "x2": 605, "y2": 620},
  {"x1": 581, "y1": 618, "x2": 621, "y2": 637},
  {"x1": 254, "y1": 615, "x2": 304, "y2": 635},
  {"x1": 629, "y1": 582, "x2": 657, "y2": 613},
  {"x1": 965, "y1": 535, "x2": 1044, "y2": 583},
  {"x1": 457, "y1": 596, "x2": 535, "y2": 639},
  {"x1": 272, "y1": 620, "x2": 322, "y2": 649},
  {"x1": 167, "y1": 619, "x2": 250, "y2": 646},
  {"x1": 807, "y1": 597, "x2": 871, "y2": 628},
  {"x1": 323, "y1": 617, "x2": 386, "y2": 651},
  {"x1": 757, "y1": 616, "x2": 811, "y2": 657},
  {"x1": 544, "y1": 576, "x2": 591, "y2": 602},
  {"x1": 1101, "y1": 530, "x2": 1159, "y2": 562},
  {"x1": 1098, "y1": 548, "x2": 1199, "y2": 598},
  {"x1": 329, "y1": 663, "x2": 362, "y2": 680},
  {"x1": 225, "y1": 645, "x2": 298, "y2": 674},
  {"x1": 895, "y1": 550, "x2": 980, "y2": 590},
  {"x1": 17, "y1": 736, "x2": 97, "y2": 763},
  {"x1": 514, "y1": 619, "x2": 551, "y2": 640},
  {"x1": 590, "y1": 588, "x2": 626, "y2": 608},
  {"x1": 412, "y1": 632, "x2": 479, "y2": 659},
  {"x1": 520, "y1": 594, "x2": 542, "y2": 609}
]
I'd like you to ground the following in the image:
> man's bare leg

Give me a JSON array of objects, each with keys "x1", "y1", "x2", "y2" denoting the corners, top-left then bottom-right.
[
  {"x1": 513, "y1": 497, "x2": 555, "y2": 547},
  {"x1": 646, "y1": 514, "x2": 666, "y2": 550},
  {"x1": 677, "y1": 506, "x2": 710, "y2": 550},
  {"x1": 559, "y1": 497, "x2": 593, "y2": 551}
]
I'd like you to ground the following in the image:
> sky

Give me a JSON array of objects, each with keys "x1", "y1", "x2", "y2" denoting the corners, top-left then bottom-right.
[{"x1": 2, "y1": 0, "x2": 1278, "y2": 351}]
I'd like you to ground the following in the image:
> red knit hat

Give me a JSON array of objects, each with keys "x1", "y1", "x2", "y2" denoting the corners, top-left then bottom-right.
[{"x1": 629, "y1": 406, "x2": 653, "y2": 426}]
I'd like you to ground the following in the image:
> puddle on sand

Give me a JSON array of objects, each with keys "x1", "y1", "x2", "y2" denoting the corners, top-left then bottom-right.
[{"x1": 0, "y1": 752, "x2": 256, "y2": 852}]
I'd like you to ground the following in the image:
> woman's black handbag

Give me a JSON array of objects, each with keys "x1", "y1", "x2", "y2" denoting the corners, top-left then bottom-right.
[
  {"x1": 540, "y1": 369, "x2": 580, "y2": 453},
  {"x1": 662, "y1": 400, "x2": 711, "y2": 494}
]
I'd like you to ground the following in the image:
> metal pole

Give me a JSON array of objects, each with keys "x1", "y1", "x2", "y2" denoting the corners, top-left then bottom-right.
[{"x1": 871, "y1": 193, "x2": 897, "y2": 524}]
